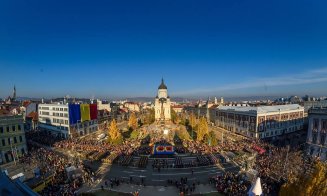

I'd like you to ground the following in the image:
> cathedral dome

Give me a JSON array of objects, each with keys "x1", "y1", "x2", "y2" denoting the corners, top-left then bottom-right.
[{"x1": 158, "y1": 78, "x2": 167, "y2": 89}]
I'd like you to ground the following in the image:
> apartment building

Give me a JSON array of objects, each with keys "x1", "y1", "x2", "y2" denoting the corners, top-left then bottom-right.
[
  {"x1": 38, "y1": 103, "x2": 98, "y2": 138},
  {"x1": 0, "y1": 114, "x2": 27, "y2": 164}
]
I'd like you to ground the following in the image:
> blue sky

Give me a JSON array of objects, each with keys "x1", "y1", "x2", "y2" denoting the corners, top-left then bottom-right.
[{"x1": 0, "y1": 0, "x2": 327, "y2": 99}]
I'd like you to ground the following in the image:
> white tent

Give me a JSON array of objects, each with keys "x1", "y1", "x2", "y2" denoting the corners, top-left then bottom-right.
[{"x1": 248, "y1": 177, "x2": 263, "y2": 196}]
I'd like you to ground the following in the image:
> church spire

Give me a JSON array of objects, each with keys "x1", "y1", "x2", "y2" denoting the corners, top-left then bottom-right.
[
  {"x1": 13, "y1": 85, "x2": 16, "y2": 100},
  {"x1": 158, "y1": 78, "x2": 167, "y2": 89}
]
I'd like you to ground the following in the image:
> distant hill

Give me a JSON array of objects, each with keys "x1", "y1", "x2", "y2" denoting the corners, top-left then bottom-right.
[{"x1": 16, "y1": 97, "x2": 42, "y2": 101}]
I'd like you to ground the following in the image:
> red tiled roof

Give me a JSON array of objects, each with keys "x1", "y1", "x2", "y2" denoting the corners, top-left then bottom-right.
[
  {"x1": 172, "y1": 105, "x2": 183, "y2": 108},
  {"x1": 22, "y1": 101, "x2": 31, "y2": 107},
  {"x1": 27, "y1": 111, "x2": 38, "y2": 121},
  {"x1": 0, "y1": 109, "x2": 10, "y2": 116}
]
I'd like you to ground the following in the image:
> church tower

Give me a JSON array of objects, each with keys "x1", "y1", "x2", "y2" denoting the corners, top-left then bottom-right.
[
  {"x1": 12, "y1": 85, "x2": 16, "y2": 101},
  {"x1": 154, "y1": 78, "x2": 171, "y2": 122}
]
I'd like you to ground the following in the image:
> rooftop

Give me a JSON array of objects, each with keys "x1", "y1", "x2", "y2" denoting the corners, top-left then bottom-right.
[
  {"x1": 308, "y1": 107, "x2": 327, "y2": 115},
  {"x1": 218, "y1": 104, "x2": 303, "y2": 114}
]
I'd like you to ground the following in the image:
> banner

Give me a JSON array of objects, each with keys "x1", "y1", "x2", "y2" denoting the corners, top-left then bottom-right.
[
  {"x1": 152, "y1": 144, "x2": 174, "y2": 155},
  {"x1": 80, "y1": 104, "x2": 91, "y2": 122},
  {"x1": 69, "y1": 104, "x2": 81, "y2": 125},
  {"x1": 90, "y1": 104, "x2": 98, "y2": 120}
]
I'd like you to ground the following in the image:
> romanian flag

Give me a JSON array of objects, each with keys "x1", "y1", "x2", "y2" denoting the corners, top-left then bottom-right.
[
  {"x1": 69, "y1": 104, "x2": 81, "y2": 125},
  {"x1": 80, "y1": 104, "x2": 91, "y2": 122},
  {"x1": 89, "y1": 104, "x2": 98, "y2": 120}
]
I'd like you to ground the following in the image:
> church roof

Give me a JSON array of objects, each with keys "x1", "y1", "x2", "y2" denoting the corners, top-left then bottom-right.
[{"x1": 158, "y1": 78, "x2": 167, "y2": 89}]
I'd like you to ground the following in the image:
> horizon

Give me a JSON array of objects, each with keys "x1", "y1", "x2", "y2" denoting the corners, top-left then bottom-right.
[{"x1": 1, "y1": 0, "x2": 327, "y2": 99}]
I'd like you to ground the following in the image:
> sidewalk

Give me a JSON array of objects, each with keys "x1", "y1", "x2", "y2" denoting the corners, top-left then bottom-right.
[{"x1": 84, "y1": 183, "x2": 218, "y2": 196}]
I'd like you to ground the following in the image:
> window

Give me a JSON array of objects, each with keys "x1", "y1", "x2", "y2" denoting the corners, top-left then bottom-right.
[
  {"x1": 322, "y1": 120, "x2": 327, "y2": 131},
  {"x1": 6, "y1": 126, "x2": 9, "y2": 132},
  {"x1": 2, "y1": 139, "x2": 5, "y2": 146},
  {"x1": 320, "y1": 133, "x2": 326, "y2": 145},
  {"x1": 19, "y1": 136, "x2": 22, "y2": 142},
  {"x1": 8, "y1": 138, "x2": 11, "y2": 145},
  {"x1": 64, "y1": 108, "x2": 68, "y2": 111},
  {"x1": 312, "y1": 133, "x2": 318, "y2": 144},
  {"x1": 14, "y1": 137, "x2": 17, "y2": 143},
  {"x1": 12, "y1": 126, "x2": 16, "y2": 131},
  {"x1": 0, "y1": 127, "x2": 3, "y2": 133},
  {"x1": 313, "y1": 119, "x2": 319, "y2": 130},
  {"x1": 18, "y1": 125, "x2": 21, "y2": 131}
]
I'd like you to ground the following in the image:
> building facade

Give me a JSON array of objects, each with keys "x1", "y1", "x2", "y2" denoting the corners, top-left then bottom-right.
[
  {"x1": 214, "y1": 104, "x2": 304, "y2": 139},
  {"x1": 306, "y1": 107, "x2": 327, "y2": 161},
  {"x1": 154, "y1": 79, "x2": 171, "y2": 122},
  {"x1": 38, "y1": 103, "x2": 98, "y2": 138},
  {"x1": 0, "y1": 115, "x2": 27, "y2": 165}
]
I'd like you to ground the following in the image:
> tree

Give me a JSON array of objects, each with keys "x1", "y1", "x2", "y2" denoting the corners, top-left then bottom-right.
[
  {"x1": 128, "y1": 112, "x2": 138, "y2": 131},
  {"x1": 144, "y1": 109, "x2": 155, "y2": 125},
  {"x1": 130, "y1": 129, "x2": 139, "y2": 140},
  {"x1": 205, "y1": 131, "x2": 218, "y2": 146},
  {"x1": 108, "y1": 119, "x2": 122, "y2": 144},
  {"x1": 179, "y1": 113, "x2": 187, "y2": 126},
  {"x1": 176, "y1": 126, "x2": 191, "y2": 141},
  {"x1": 189, "y1": 113, "x2": 197, "y2": 131},
  {"x1": 196, "y1": 117, "x2": 209, "y2": 142},
  {"x1": 279, "y1": 161, "x2": 327, "y2": 196},
  {"x1": 171, "y1": 108, "x2": 178, "y2": 124}
]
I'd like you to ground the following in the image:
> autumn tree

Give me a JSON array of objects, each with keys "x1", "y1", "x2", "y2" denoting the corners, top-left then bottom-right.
[
  {"x1": 108, "y1": 119, "x2": 122, "y2": 144},
  {"x1": 144, "y1": 109, "x2": 155, "y2": 125},
  {"x1": 179, "y1": 113, "x2": 187, "y2": 126},
  {"x1": 189, "y1": 113, "x2": 197, "y2": 131},
  {"x1": 196, "y1": 117, "x2": 209, "y2": 142},
  {"x1": 205, "y1": 131, "x2": 218, "y2": 146},
  {"x1": 128, "y1": 112, "x2": 138, "y2": 130},
  {"x1": 176, "y1": 126, "x2": 191, "y2": 141},
  {"x1": 171, "y1": 108, "x2": 177, "y2": 123},
  {"x1": 279, "y1": 161, "x2": 327, "y2": 196}
]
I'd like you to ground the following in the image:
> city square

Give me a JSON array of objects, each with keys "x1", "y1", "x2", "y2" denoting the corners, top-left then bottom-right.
[{"x1": 1, "y1": 1, "x2": 327, "y2": 196}]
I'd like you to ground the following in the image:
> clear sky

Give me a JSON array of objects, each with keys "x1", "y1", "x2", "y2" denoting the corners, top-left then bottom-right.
[{"x1": 1, "y1": 0, "x2": 327, "y2": 99}]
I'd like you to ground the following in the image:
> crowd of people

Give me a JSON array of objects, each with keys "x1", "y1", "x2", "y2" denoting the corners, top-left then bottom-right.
[
  {"x1": 22, "y1": 124, "x2": 315, "y2": 196},
  {"x1": 168, "y1": 177, "x2": 198, "y2": 195},
  {"x1": 20, "y1": 143, "x2": 94, "y2": 196},
  {"x1": 210, "y1": 172, "x2": 250, "y2": 196}
]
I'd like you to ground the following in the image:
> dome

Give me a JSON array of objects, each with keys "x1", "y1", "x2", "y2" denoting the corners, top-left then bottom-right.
[{"x1": 158, "y1": 78, "x2": 167, "y2": 89}]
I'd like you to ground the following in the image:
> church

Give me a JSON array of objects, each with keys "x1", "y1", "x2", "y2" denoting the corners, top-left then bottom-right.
[{"x1": 154, "y1": 79, "x2": 171, "y2": 122}]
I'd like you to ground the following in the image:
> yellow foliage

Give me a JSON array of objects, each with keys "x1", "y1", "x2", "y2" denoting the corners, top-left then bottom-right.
[
  {"x1": 279, "y1": 161, "x2": 327, "y2": 196},
  {"x1": 196, "y1": 117, "x2": 208, "y2": 142},
  {"x1": 189, "y1": 113, "x2": 197, "y2": 130},
  {"x1": 128, "y1": 112, "x2": 138, "y2": 130},
  {"x1": 108, "y1": 119, "x2": 121, "y2": 140}
]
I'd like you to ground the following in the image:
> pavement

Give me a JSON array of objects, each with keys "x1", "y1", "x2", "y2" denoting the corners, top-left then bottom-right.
[
  {"x1": 77, "y1": 155, "x2": 239, "y2": 195},
  {"x1": 105, "y1": 159, "x2": 239, "y2": 186},
  {"x1": 85, "y1": 183, "x2": 219, "y2": 196}
]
